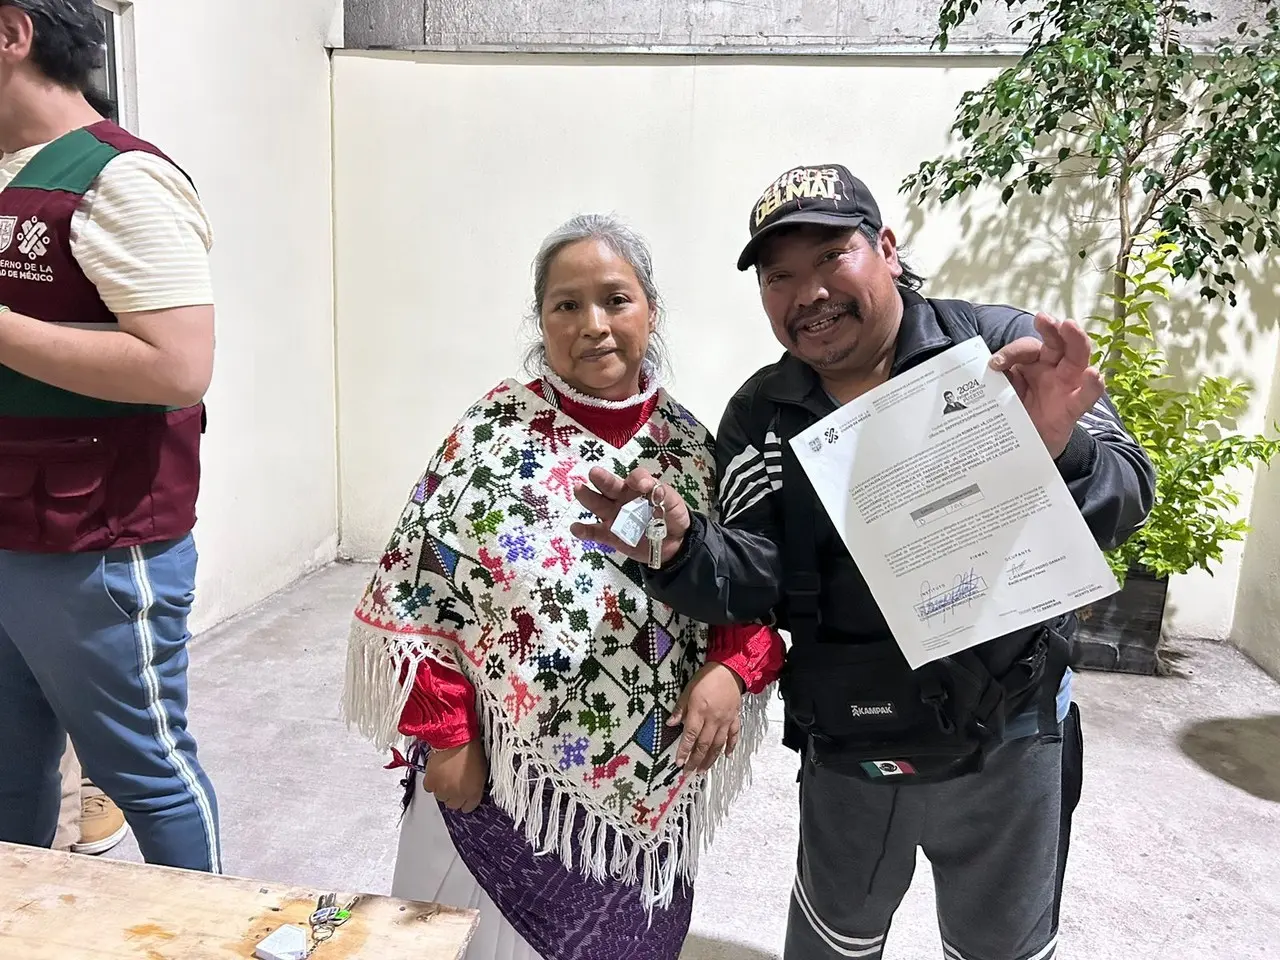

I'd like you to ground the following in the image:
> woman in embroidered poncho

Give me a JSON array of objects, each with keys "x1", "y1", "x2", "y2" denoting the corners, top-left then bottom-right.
[{"x1": 343, "y1": 214, "x2": 784, "y2": 960}]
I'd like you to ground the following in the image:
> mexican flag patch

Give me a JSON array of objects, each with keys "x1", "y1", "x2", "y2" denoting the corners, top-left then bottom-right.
[{"x1": 861, "y1": 760, "x2": 917, "y2": 778}]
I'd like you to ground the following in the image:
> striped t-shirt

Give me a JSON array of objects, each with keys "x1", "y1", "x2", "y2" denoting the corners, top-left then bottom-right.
[{"x1": 0, "y1": 143, "x2": 214, "y2": 314}]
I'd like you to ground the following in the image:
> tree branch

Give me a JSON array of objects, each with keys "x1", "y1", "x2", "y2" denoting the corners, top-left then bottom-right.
[
  {"x1": 1131, "y1": 156, "x2": 1210, "y2": 239},
  {"x1": 1115, "y1": 166, "x2": 1133, "y2": 322}
]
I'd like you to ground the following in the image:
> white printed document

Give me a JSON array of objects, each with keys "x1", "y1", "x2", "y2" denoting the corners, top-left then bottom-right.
[{"x1": 790, "y1": 336, "x2": 1119, "y2": 669}]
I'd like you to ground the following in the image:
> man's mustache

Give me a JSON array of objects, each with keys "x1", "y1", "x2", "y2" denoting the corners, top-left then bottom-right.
[{"x1": 787, "y1": 302, "x2": 860, "y2": 340}]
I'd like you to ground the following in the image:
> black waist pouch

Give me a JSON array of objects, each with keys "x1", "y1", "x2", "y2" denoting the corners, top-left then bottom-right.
[{"x1": 779, "y1": 639, "x2": 1015, "y2": 784}]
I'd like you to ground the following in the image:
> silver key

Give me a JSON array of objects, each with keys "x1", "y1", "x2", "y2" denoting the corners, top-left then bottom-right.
[{"x1": 647, "y1": 515, "x2": 667, "y2": 569}]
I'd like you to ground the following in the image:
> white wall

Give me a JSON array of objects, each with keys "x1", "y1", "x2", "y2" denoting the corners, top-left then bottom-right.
[
  {"x1": 131, "y1": 0, "x2": 340, "y2": 631},
  {"x1": 1231, "y1": 336, "x2": 1280, "y2": 678},
  {"x1": 331, "y1": 51, "x2": 1275, "y2": 641}
]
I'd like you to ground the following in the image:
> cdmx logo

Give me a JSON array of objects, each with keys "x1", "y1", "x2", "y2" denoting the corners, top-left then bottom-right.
[{"x1": 17, "y1": 217, "x2": 51, "y2": 261}]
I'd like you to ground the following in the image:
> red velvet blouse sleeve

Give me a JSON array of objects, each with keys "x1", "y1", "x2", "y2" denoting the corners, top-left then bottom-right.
[
  {"x1": 397, "y1": 658, "x2": 481, "y2": 750},
  {"x1": 706, "y1": 623, "x2": 786, "y2": 695}
]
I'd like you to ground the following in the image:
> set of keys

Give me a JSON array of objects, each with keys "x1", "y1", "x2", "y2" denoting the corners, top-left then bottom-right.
[
  {"x1": 252, "y1": 893, "x2": 360, "y2": 960},
  {"x1": 609, "y1": 484, "x2": 668, "y2": 569},
  {"x1": 308, "y1": 893, "x2": 360, "y2": 953}
]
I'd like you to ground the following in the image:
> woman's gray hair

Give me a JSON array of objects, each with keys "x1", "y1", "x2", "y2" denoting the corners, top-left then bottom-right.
[{"x1": 522, "y1": 213, "x2": 668, "y2": 379}]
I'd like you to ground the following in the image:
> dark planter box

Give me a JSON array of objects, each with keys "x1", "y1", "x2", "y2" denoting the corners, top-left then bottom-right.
[{"x1": 1071, "y1": 567, "x2": 1169, "y2": 675}]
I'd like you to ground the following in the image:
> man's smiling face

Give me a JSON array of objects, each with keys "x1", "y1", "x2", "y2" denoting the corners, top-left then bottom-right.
[{"x1": 756, "y1": 224, "x2": 905, "y2": 376}]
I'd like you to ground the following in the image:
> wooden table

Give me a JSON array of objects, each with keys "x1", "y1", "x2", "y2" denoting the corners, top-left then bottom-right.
[{"x1": 0, "y1": 843, "x2": 478, "y2": 959}]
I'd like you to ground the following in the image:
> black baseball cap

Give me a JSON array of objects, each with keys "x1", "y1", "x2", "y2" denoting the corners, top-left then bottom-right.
[{"x1": 737, "y1": 164, "x2": 884, "y2": 271}]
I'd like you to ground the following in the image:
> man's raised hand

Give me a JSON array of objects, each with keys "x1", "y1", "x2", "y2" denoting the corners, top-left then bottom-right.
[
  {"x1": 571, "y1": 466, "x2": 691, "y2": 567},
  {"x1": 989, "y1": 312, "x2": 1105, "y2": 458}
]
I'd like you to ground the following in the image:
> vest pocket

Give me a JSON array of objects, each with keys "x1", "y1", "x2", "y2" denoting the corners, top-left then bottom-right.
[
  {"x1": 0, "y1": 459, "x2": 39, "y2": 547},
  {"x1": 0, "y1": 437, "x2": 116, "y2": 550}
]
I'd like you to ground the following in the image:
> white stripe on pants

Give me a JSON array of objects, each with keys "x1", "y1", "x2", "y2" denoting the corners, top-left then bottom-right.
[{"x1": 0, "y1": 536, "x2": 220, "y2": 872}]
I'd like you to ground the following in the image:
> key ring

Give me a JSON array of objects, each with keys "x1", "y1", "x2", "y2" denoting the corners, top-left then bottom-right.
[{"x1": 649, "y1": 483, "x2": 666, "y2": 511}]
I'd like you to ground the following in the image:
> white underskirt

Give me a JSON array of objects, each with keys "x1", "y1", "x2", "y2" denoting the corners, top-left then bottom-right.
[{"x1": 391, "y1": 782, "x2": 542, "y2": 960}]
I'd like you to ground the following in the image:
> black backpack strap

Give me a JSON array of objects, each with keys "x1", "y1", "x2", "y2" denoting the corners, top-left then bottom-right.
[
  {"x1": 987, "y1": 619, "x2": 1074, "y2": 736},
  {"x1": 777, "y1": 405, "x2": 823, "y2": 647},
  {"x1": 1037, "y1": 623, "x2": 1074, "y2": 734},
  {"x1": 925, "y1": 297, "x2": 982, "y2": 345},
  {"x1": 928, "y1": 297, "x2": 999, "y2": 377}
]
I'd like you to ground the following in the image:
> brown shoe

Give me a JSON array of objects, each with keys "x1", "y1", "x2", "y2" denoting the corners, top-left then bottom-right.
[{"x1": 72, "y1": 792, "x2": 129, "y2": 856}]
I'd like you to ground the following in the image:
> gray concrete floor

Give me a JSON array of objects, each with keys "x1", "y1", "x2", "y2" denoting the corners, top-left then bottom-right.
[{"x1": 106, "y1": 561, "x2": 1280, "y2": 958}]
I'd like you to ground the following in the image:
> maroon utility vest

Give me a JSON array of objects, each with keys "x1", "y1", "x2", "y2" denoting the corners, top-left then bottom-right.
[{"x1": 0, "y1": 121, "x2": 204, "y2": 553}]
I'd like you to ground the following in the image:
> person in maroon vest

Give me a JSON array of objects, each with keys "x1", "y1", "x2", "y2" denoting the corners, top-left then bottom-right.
[{"x1": 0, "y1": 0, "x2": 221, "y2": 873}]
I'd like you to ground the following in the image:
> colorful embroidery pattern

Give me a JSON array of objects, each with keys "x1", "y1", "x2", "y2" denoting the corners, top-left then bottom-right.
[{"x1": 348, "y1": 380, "x2": 736, "y2": 899}]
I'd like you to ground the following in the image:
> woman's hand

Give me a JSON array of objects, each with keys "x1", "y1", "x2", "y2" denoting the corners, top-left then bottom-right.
[
  {"x1": 423, "y1": 741, "x2": 488, "y2": 813},
  {"x1": 669, "y1": 663, "x2": 745, "y2": 773}
]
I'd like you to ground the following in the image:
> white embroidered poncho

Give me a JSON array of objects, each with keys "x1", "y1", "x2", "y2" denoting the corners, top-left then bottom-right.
[{"x1": 343, "y1": 379, "x2": 771, "y2": 909}]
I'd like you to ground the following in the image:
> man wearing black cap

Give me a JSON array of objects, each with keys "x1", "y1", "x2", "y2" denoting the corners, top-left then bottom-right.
[{"x1": 573, "y1": 164, "x2": 1154, "y2": 959}]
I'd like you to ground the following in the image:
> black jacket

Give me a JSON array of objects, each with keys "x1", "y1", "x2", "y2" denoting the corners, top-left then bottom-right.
[{"x1": 645, "y1": 293, "x2": 1156, "y2": 650}]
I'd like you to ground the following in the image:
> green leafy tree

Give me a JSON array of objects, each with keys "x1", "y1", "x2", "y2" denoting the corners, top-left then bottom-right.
[
  {"x1": 904, "y1": 0, "x2": 1280, "y2": 318},
  {"x1": 903, "y1": 0, "x2": 1280, "y2": 582},
  {"x1": 1090, "y1": 235, "x2": 1280, "y2": 582}
]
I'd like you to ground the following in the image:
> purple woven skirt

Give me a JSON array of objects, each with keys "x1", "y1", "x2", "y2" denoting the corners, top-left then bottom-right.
[{"x1": 438, "y1": 786, "x2": 694, "y2": 960}]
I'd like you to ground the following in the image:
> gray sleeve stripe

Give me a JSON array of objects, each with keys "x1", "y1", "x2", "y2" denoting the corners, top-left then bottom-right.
[
  {"x1": 722, "y1": 444, "x2": 760, "y2": 478},
  {"x1": 724, "y1": 480, "x2": 774, "y2": 524},
  {"x1": 720, "y1": 447, "x2": 768, "y2": 514},
  {"x1": 721, "y1": 470, "x2": 768, "y2": 518},
  {"x1": 722, "y1": 467, "x2": 770, "y2": 518},
  {"x1": 1082, "y1": 403, "x2": 1121, "y2": 427},
  {"x1": 1081, "y1": 403, "x2": 1137, "y2": 444}
]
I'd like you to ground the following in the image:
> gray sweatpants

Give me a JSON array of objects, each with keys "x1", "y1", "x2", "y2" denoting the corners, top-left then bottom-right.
[{"x1": 785, "y1": 720, "x2": 1073, "y2": 960}]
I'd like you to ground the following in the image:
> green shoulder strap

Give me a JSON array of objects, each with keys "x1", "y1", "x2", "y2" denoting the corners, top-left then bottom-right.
[{"x1": 6, "y1": 127, "x2": 122, "y2": 196}]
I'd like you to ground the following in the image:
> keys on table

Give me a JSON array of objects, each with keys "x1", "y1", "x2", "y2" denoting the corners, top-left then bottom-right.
[
  {"x1": 305, "y1": 894, "x2": 360, "y2": 956},
  {"x1": 254, "y1": 892, "x2": 362, "y2": 960}
]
